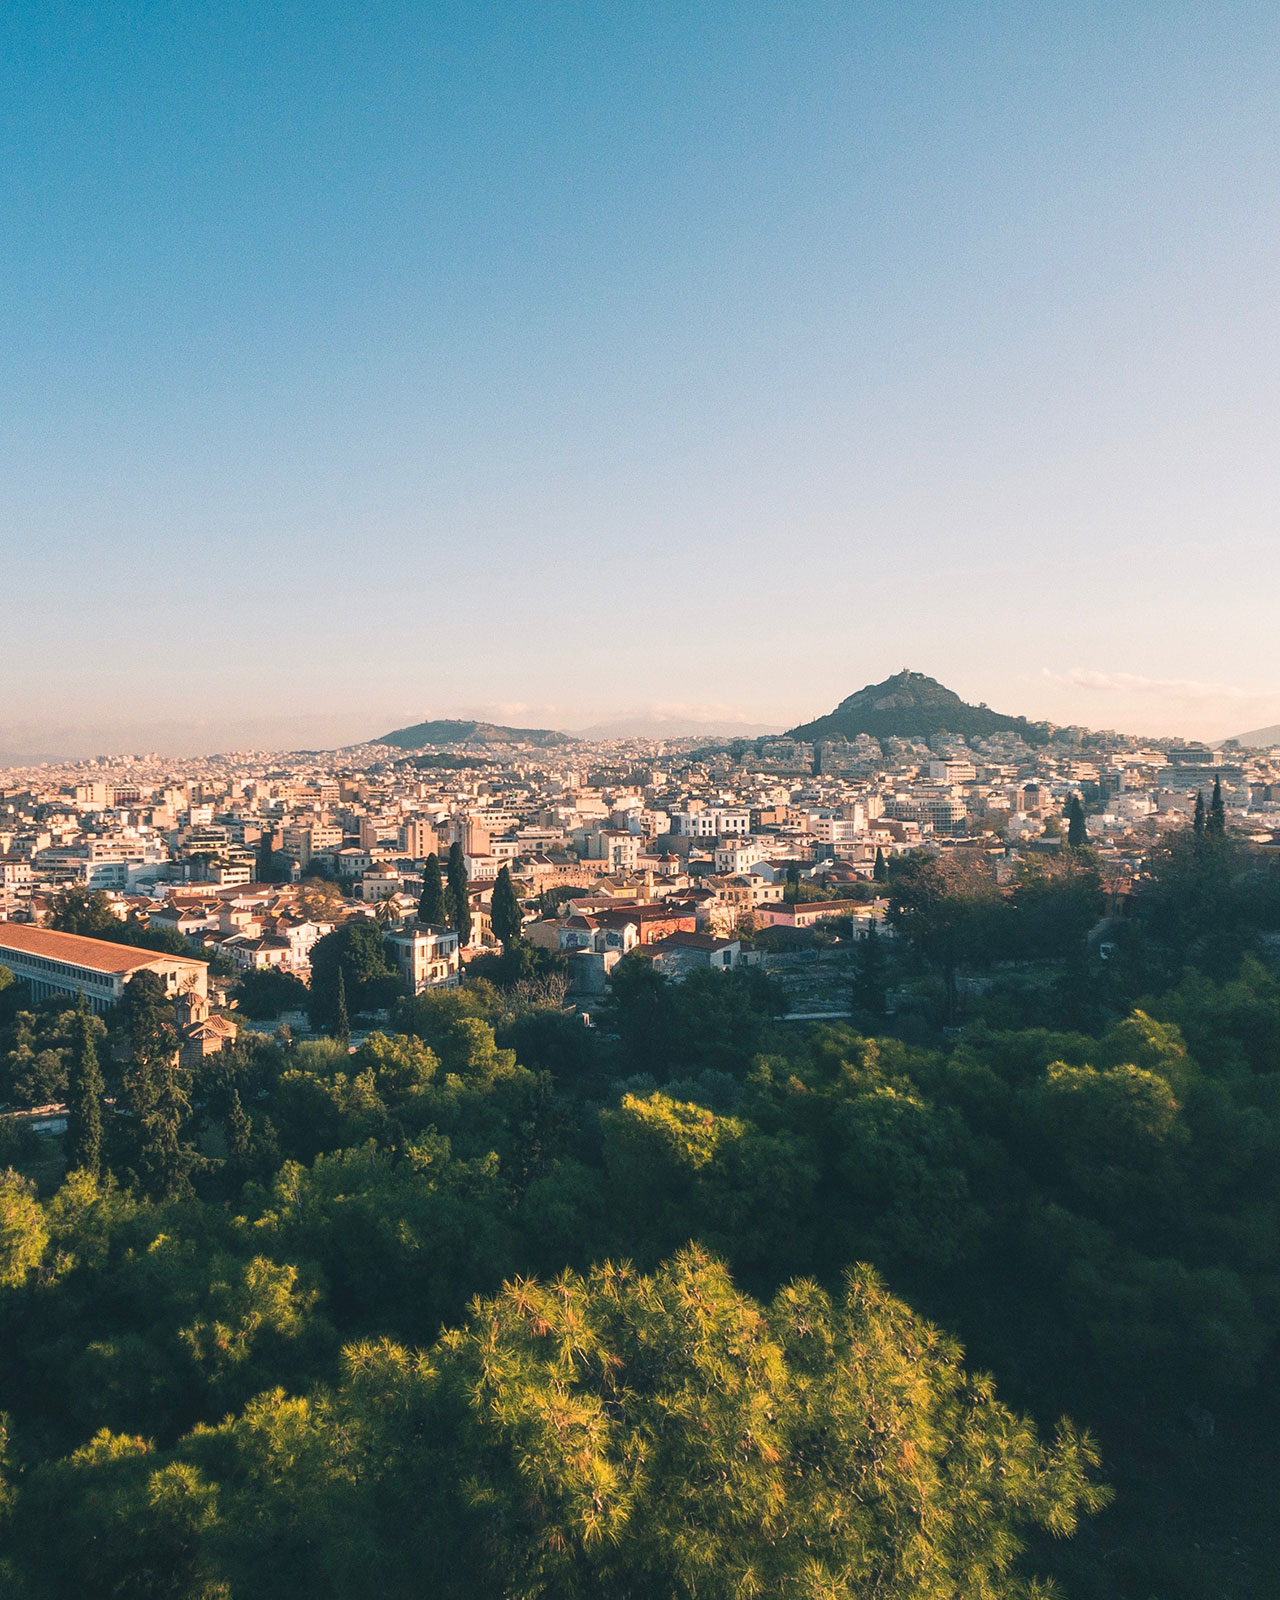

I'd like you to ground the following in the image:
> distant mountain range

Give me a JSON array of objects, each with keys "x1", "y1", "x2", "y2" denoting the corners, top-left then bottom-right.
[
  {"x1": 1229, "y1": 723, "x2": 1280, "y2": 748},
  {"x1": 787, "y1": 670, "x2": 1051, "y2": 745},
  {"x1": 569, "y1": 717, "x2": 783, "y2": 741},
  {"x1": 374, "y1": 719, "x2": 576, "y2": 750}
]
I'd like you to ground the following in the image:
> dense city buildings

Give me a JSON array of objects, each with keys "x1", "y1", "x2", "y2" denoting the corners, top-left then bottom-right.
[{"x1": 1, "y1": 704, "x2": 1277, "y2": 1030}]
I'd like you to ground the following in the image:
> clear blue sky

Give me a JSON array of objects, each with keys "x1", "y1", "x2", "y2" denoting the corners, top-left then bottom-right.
[{"x1": 4, "y1": 1, "x2": 1280, "y2": 758}]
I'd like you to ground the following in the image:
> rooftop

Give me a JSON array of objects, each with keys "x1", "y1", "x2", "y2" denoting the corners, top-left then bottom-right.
[{"x1": 0, "y1": 923, "x2": 203, "y2": 975}]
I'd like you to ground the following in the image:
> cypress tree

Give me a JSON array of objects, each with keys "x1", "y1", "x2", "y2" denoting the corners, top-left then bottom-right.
[
  {"x1": 447, "y1": 841, "x2": 472, "y2": 947},
  {"x1": 64, "y1": 995, "x2": 104, "y2": 1179},
  {"x1": 1193, "y1": 790, "x2": 1206, "y2": 839},
  {"x1": 873, "y1": 847, "x2": 888, "y2": 883},
  {"x1": 257, "y1": 829, "x2": 277, "y2": 883},
  {"x1": 333, "y1": 967, "x2": 351, "y2": 1047},
  {"x1": 851, "y1": 921, "x2": 887, "y2": 1017},
  {"x1": 1065, "y1": 793, "x2": 1088, "y2": 849},
  {"x1": 1208, "y1": 776, "x2": 1226, "y2": 838},
  {"x1": 226, "y1": 1088, "x2": 253, "y2": 1176},
  {"x1": 491, "y1": 865, "x2": 523, "y2": 952},
  {"x1": 418, "y1": 852, "x2": 446, "y2": 925}
]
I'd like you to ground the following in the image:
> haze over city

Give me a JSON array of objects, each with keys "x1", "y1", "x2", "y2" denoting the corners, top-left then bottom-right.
[{"x1": 5, "y1": 2, "x2": 1280, "y2": 759}]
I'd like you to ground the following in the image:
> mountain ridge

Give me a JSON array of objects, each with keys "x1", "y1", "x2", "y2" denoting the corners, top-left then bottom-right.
[
  {"x1": 1228, "y1": 722, "x2": 1280, "y2": 748},
  {"x1": 374, "y1": 718, "x2": 575, "y2": 750}
]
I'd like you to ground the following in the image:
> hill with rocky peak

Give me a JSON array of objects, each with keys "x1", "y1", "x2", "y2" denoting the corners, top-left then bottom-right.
[{"x1": 787, "y1": 671, "x2": 1050, "y2": 745}]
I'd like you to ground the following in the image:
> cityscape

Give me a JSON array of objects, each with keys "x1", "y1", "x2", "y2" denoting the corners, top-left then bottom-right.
[
  {"x1": 2, "y1": 671, "x2": 1278, "y2": 1031},
  {"x1": 6, "y1": 3, "x2": 1280, "y2": 1597}
]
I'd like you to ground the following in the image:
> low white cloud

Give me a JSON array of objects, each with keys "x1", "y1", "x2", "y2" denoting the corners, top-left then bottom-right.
[{"x1": 1043, "y1": 668, "x2": 1278, "y2": 703}]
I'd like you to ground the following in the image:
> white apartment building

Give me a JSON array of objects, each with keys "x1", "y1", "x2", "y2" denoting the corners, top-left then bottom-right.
[
  {"x1": 928, "y1": 759, "x2": 977, "y2": 784},
  {"x1": 670, "y1": 808, "x2": 751, "y2": 838},
  {"x1": 385, "y1": 924, "x2": 461, "y2": 993}
]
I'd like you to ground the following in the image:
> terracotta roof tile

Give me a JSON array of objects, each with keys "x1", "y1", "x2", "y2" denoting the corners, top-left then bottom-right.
[{"x1": 0, "y1": 925, "x2": 202, "y2": 976}]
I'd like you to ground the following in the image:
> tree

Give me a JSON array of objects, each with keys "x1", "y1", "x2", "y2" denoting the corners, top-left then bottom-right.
[
  {"x1": 851, "y1": 919, "x2": 887, "y2": 1017},
  {"x1": 299, "y1": 877, "x2": 344, "y2": 923},
  {"x1": 783, "y1": 861, "x2": 801, "y2": 903},
  {"x1": 122, "y1": 1050, "x2": 198, "y2": 1202},
  {"x1": 120, "y1": 971, "x2": 199, "y2": 1201},
  {"x1": 256, "y1": 830, "x2": 281, "y2": 883},
  {"x1": 64, "y1": 996, "x2": 105, "y2": 1179},
  {"x1": 886, "y1": 851, "x2": 1005, "y2": 1024},
  {"x1": 308, "y1": 922, "x2": 400, "y2": 1032},
  {"x1": 1208, "y1": 775, "x2": 1226, "y2": 838},
  {"x1": 48, "y1": 887, "x2": 119, "y2": 938},
  {"x1": 873, "y1": 845, "x2": 888, "y2": 883},
  {"x1": 1066, "y1": 792, "x2": 1088, "y2": 849},
  {"x1": 446, "y1": 842, "x2": 471, "y2": 947},
  {"x1": 9, "y1": 1248, "x2": 1106, "y2": 1600},
  {"x1": 417, "y1": 853, "x2": 445, "y2": 926},
  {"x1": 333, "y1": 968, "x2": 351, "y2": 1048},
  {"x1": 232, "y1": 967, "x2": 308, "y2": 1020},
  {"x1": 1193, "y1": 790, "x2": 1206, "y2": 840},
  {"x1": 0, "y1": 1169, "x2": 47, "y2": 1287},
  {"x1": 124, "y1": 970, "x2": 177, "y2": 1071},
  {"x1": 489, "y1": 866, "x2": 522, "y2": 952}
]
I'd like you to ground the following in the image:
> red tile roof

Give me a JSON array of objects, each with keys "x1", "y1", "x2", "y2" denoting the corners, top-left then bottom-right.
[{"x1": 0, "y1": 924, "x2": 202, "y2": 976}]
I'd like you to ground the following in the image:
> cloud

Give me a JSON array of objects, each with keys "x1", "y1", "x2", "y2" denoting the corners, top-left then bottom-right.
[{"x1": 1042, "y1": 669, "x2": 1280, "y2": 703}]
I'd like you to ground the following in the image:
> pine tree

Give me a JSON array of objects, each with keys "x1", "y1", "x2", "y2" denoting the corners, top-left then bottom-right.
[
  {"x1": 1208, "y1": 775, "x2": 1226, "y2": 838},
  {"x1": 333, "y1": 967, "x2": 351, "y2": 1048},
  {"x1": 418, "y1": 852, "x2": 446, "y2": 925},
  {"x1": 784, "y1": 862, "x2": 801, "y2": 904},
  {"x1": 1193, "y1": 790, "x2": 1206, "y2": 839},
  {"x1": 64, "y1": 995, "x2": 105, "y2": 1179},
  {"x1": 873, "y1": 846, "x2": 888, "y2": 883},
  {"x1": 491, "y1": 865, "x2": 523, "y2": 952},
  {"x1": 447, "y1": 841, "x2": 472, "y2": 947},
  {"x1": 1066, "y1": 793, "x2": 1088, "y2": 849}
]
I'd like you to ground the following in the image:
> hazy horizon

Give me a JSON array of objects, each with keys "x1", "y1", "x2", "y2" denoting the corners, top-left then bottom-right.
[
  {"x1": 3, "y1": 668, "x2": 1277, "y2": 766},
  {"x1": 5, "y1": 3, "x2": 1280, "y2": 758}
]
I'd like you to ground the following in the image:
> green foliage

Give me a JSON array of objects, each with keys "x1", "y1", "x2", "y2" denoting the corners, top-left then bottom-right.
[
  {"x1": 6, "y1": 1249, "x2": 1105, "y2": 1600},
  {"x1": 48, "y1": 886, "x2": 120, "y2": 938},
  {"x1": 308, "y1": 920, "x2": 399, "y2": 1031},
  {"x1": 602, "y1": 955, "x2": 783, "y2": 1081},
  {"x1": 0, "y1": 1169, "x2": 47, "y2": 1287},
  {"x1": 2, "y1": 1004, "x2": 73, "y2": 1108},
  {"x1": 232, "y1": 966, "x2": 308, "y2": 1020},
  {"x1": 7, "y1": 892, "x2": 1280, "y2": 1596}
]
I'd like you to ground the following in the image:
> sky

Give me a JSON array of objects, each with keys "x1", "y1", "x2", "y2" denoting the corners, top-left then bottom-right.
[{"x1": 3, "y1": 1, "x2": 1280, "y2": 760}]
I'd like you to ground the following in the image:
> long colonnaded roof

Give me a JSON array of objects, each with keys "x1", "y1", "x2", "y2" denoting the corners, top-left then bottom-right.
[{"x1": 0, "y1": 924, "x2": 195, "y2": 975}]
